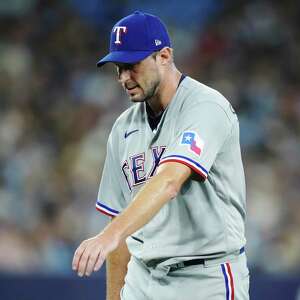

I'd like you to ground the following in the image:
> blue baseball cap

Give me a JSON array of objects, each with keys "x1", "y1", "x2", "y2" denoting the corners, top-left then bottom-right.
[{"x1": 97, "y1": 11, "x2": 171, "y2": 67}]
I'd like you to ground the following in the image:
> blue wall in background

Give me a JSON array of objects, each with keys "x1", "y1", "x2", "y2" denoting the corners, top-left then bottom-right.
[{"x1": 0, "y1": 272, "x2": 300, "y2": 299}]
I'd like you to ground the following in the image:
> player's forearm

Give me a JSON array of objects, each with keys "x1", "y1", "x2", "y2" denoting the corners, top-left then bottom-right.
[
  {"x1": 72, "y1": 163, "x2": 191, "y2": 278},
  {"x1": 106, "y1": 238, "x2": 130, "y2": 300},
  {"x1": 108, "y1": 173, "x2": 176, "y2": 240},
  {"x1": 102, "y1": 164, "x2": 190, "y2": 244}
]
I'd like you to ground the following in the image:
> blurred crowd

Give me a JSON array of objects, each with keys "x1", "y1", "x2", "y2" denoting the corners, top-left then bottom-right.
[{"x1": 0, "y1": 0, "x2": 299, "y2": 275}]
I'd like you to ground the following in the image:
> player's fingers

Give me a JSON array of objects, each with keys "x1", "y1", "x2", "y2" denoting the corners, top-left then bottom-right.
[
  {"x1": 72, "y1": 242, "x2": 87, "y2": 271},
  {"x1": 93, "y1": 252, "x2": 105, "y2": 272},
  {"x1": 85, "y1": 250, "x2": 101, "y2": 276},
  {"x1": 77, "y1": 249, "x2": 90, "y2": 277}
]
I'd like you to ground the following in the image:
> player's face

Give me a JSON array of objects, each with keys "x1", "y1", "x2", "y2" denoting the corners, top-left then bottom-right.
[{"x1": 115, "y1": 54, "x2": 161, "y2": 102}]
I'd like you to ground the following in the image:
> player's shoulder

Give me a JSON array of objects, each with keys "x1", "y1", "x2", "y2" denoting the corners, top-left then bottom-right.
[
  {"x1": 182, "y1": 77, "x2": 228, "y2": 106},
  {"x1": 180, "y1": 76, "x2": 236, "y2": 120}
]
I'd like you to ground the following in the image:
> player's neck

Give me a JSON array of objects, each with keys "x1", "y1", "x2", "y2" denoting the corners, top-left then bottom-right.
[{"x1": 147, "y1": 68, "x2": 182, "y2": 115}]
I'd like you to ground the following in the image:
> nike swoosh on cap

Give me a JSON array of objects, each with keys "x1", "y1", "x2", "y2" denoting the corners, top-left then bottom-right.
[{"x1": 124, "y1": 129, "x2": 139, "y2": 139}]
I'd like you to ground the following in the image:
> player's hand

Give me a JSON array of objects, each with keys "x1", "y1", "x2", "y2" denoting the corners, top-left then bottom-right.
[{"x1": 72, "y1": 231, "x2": 119, "y2": 277}]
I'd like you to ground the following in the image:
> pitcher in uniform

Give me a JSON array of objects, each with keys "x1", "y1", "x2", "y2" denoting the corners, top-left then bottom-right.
[{"x1": 73, "y1": 11, "x2": 250, "y2": 300}]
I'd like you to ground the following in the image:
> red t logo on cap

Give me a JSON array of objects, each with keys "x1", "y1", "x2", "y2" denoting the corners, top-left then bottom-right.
[{"x1": 113, "y1": 26, "x2": 127, "y2": 44}]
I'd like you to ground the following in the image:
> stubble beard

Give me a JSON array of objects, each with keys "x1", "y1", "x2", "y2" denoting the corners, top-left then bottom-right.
[{"x1": 130, "y1": 78, "x2": 160, "y2": 103}]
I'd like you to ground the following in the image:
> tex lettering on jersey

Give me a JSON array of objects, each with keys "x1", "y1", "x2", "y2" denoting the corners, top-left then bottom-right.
[{"x1": 122, "y1": 146, "x2": 166, "y2": 191}]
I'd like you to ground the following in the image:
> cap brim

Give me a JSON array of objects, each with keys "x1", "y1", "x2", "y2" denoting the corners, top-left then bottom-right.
[{"x1": 96, "y1": 50, "x2": 154, "y2": 67}]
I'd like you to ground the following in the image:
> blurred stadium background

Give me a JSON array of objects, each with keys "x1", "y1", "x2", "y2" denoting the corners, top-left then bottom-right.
[{"x1": 0, "y1": 0, "x2": 300, "y2": 299}]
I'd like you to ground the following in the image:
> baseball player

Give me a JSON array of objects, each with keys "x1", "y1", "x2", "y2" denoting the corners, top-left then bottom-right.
[{"x1": 72, "y1": 11, "x2": 249, "y2": 300}]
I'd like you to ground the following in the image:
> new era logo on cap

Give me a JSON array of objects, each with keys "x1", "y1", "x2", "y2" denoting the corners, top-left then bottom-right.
[
  {"x1": 97, "y1": 11, "x2": 171, "y2": 67},
  {"x1": 155, "y1": 39, "x2": 162, "y2": 46}
]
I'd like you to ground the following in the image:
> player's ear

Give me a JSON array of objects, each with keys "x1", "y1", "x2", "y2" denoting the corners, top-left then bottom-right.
[{"x1": 157, "y1": 47, "x2": 173, "y2": 65}]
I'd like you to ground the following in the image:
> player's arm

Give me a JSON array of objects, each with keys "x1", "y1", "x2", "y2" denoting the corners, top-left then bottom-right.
[
  {"x1": 72, "y1": 162, "x2": 191, "y2": 277},
  {"x1": 106, "y1": 217, "x2": 130, "y2": 300}
]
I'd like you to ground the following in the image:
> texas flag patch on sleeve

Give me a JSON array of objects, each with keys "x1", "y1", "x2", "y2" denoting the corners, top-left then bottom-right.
[{"x1": 180, "y1": 131, "x2": 204, "y2": 156}]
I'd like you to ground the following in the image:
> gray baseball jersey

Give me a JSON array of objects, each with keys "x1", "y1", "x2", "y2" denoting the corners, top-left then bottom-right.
[{"x1": 96, "y1": 76, "x2": 246, "y2": 262}]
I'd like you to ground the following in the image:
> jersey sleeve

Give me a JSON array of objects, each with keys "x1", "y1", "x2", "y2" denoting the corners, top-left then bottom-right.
[
  {"x1": 96, "y1": 132, "x2": 126, "y2": 217},
  {"x1": 159, "y1": 101, "x2": 233, "y2": 180}
]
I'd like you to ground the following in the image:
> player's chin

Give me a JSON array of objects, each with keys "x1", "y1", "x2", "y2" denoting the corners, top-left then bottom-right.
[{"x1": 128, "y1": 93, "x2": 146, "y2": 103}]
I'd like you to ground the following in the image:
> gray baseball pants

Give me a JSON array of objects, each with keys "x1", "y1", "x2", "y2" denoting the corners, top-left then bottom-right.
[{"x1": 120, "y1": 251, "x2": 249, "y2": 300}]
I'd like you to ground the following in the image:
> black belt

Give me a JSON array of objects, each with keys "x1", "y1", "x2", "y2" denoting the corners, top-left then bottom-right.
[{"x1": 169, "y1": 247, "x2": 245, "y2": 272}]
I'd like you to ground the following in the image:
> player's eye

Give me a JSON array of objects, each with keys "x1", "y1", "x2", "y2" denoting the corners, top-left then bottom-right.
[{"x1": 116, "y1": 64, "x2": 136, "y2": 78}]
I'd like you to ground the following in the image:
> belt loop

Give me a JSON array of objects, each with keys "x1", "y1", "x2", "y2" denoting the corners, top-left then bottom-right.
[
  {"x1": 169, "y1": 261, "x2": 185, "y2": 272},
  {"x1": 150, "y1": 265, "x2": 171, "y2": 280}
]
